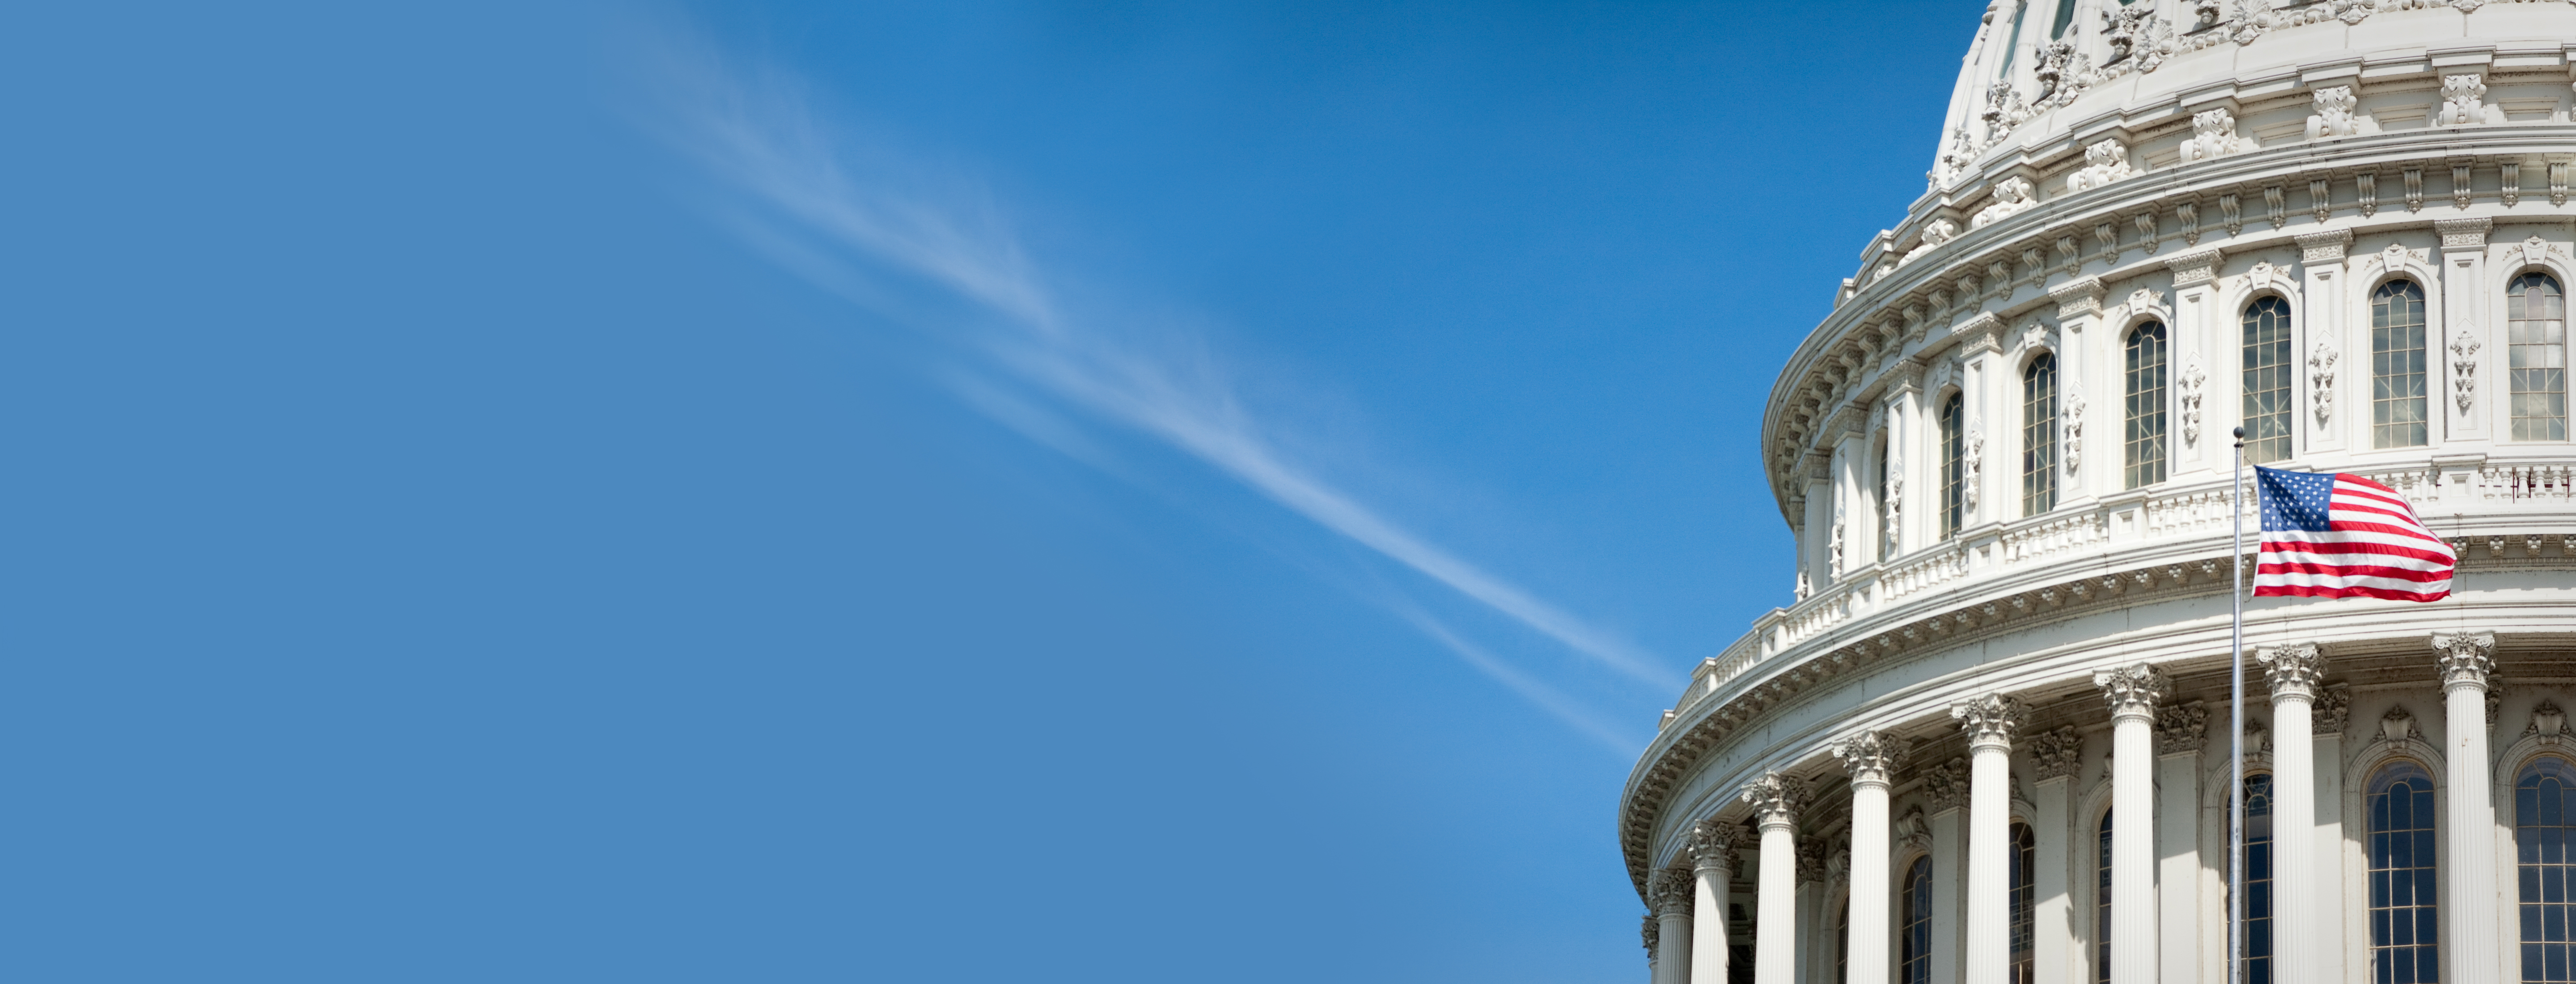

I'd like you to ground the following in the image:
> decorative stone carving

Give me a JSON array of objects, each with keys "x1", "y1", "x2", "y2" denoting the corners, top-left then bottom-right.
[
  {"x1": 1971, "y1": 176, "x2": 2037, "y2": 229},
  {"x1": 1901, "y1": 219, "x2": 1959, "y2": 266},
  {"x1": 2259, "y1": 642, "x2": 2326, "y2": 701},
  {"x1": 2244, "y1": 259, "x2": 2290, "y2": 297},
  {"x1": 2439, "y1": 216, "x2": 2492, "y2": 249},
  {"x1": 2452, "y1": 332, "x2": 2482, "y2": 413},
  {"x1": 2030, "y1": 725, "x2": 2083, "y2": 781},
  {"x1": 2179, "y1": 108, "x2": 2246, "y2": 162},
  {"x1": 2435, "y1": 74, "x2": 2504, "y2": 127},
  {"x1": 1982, "y1": 81, "x2": 2030, "y2": 146},
  {"x1": 2178, "y1": 200, "x2": 2202, "y2": 245},
  {"x1": 1895, "y1": 807, "x2": 1933, "y2": 855},
  {"x1": 2306, "y1": 85, "x2": 2377, "y2": 140},
  {"x1": 2156, "y1": 701, "x2": 2210, "y2": 755},
  {"x1": 1830, "y1": 519, "x2": 1847, "y2": 577},
  {"x1": 2316, "y1": 683, "x2": 2352, "y2": 735},
  {"x1": 2380, "y1": 707, "x2": 2416, "y2": 743},
  {"x1": 2406, "y1": 168, "x2": 2425, "y2": 212},
  {"x1": 2433, "y1": 631, "x2": 2497, "y2": 689},
  {"x1": 1648, "y1": 865, "x2": 1696, "y2": 916},
  {"x1": 1883, "y1": 459, "x2": 1903, "y2": 560},
  {"x1": 1796, "y1": 837, "x2": 1828, "y2": 885},
  {"x1": 1688, "y1": 816, "x2": 1741, "y2": 876},
  {"x1": 1953, "y1": 693, "x2": 2025, "y2": 747},
  {"x1": 1741, "y1": 771, "x2": 1810, "y2": 826},
  {"x1": 1922, "y1": 757, "x2": 1972, "y2": 811},
  {"x1": 2094, "y1": 662, "x2": 2170, "y2": 719},
  {"x1": 2067, "y1": 139, "x2": 2137, "y2": 193},
  {"x1": 2522, "y1": 235, "x2": 2560, "y2": 270},
  {"x1": 2309, "y1": 341, "x2": 2339, "y2": 424},
  {"x1": 2220, "y1": 192, "x2": 2243, "y2": 236},
  {"x1": 2531, "y1": 701, "x2": 2568, "y2": 740},
  {"x1": 1834, "y1": 730, "x2": 1910, "y2": 785},
  {"x1": 2033, "y1": 42, "x2": 2075, "y2": 104},
  {"x1": 2181, "y1": 352, "x2": 2207, "y2": 445},
  {"x1": 2553, "y1": 155, "x2": 2572, "y2": 208},
  {"x1": 2359, "y1": 171, "x2": 2380, "y2": 217},
  {"x1": 2063, "y1": 387, "x2": 2085, "y2": 473},
  {"x1": 2244, "y1": 719, "x2": 2270, "y2": 755},
  {"x1": 2454, "y1": 161, "x2": 2475, "y2": 210},
  {"x1": 1642, "y1": 915, "x2": 1658, "y2": 956},
  {"x1": 1961, "y1": 429, "x2": 1984, "y2": 515},
  {"x1": 2504, "y1": 161, "x2": 2522, "y2": 208},
  {"x1": 2265, "y1": 185, "x2": 2288, "y2": 229}
]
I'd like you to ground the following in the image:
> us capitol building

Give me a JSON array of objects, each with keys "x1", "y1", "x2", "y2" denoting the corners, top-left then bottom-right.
[{"x1": 1621, "y1": 4, "x2": 2576, "y2": 984}]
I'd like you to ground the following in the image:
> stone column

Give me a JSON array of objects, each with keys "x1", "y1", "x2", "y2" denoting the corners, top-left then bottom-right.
[
  {"x1": 1648, "y1": 915, "x2": 1664, "y2": 984},
  {"x1": 2310, "y1": 685, "x2": 2351, "y2": 984},
  {"x1": 1955, "y1": 695, "x2": 2026, "y2": 984},
  {"x1": 1653, "y1": 865, "x2": 1698, "y2": 984},
  {"x1": 1797, "y1": 839, "x2": 1826, "y2": 984},
  {"x1": 2093, "y1": 663, "x2": 2168, "y2": 984},
  {"x1": 2259, "y1": 644, "x2": 2327, "y2": 984},
  {"x1": 1926, "y1": 760, "x2": 1970, "y2": 984},
  {"x1": 2434, "y1": 632, "x2": 2501, "y2": 984},
  {"x1": 2153, "y1": 701, "x2": 2206, "y2": 984},
  {"x1": 1691, "y1": 819, "x2": 1741, "y2": 984},
  {"x1": 1836, "y1": 732, "x2": 1907, "y2": 984},
  {"x1": 2031, "y1": 726, "x2": 2085, "y2": 984},
  {"x1": 1744, "y1": 773, "x2": 1809, "y2": 984}
]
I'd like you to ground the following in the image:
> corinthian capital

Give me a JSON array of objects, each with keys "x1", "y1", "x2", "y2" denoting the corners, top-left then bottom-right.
[
  {"x1": 1832, "y1": 730, "x2": 1909, "y2": 788},
  {"x1": 1740, "y1": 771, "x2": 1809, "y2": 829},
  {"x1": 1686, "y1": 818, "x2": 1740, "y2": 877},
  {"x1": 2259, "y1": 643, "x2": 2326, "y2": 702},
  {"x1": 2093, "y1": 662, "x2": 2171, "y2": 721},
  {"x1": 2433, "y1": 631, "x2": 2497, "y2": 691},
  {"x1": 1647, "y1": 865, "x2": 1695, "y2": 916},
  {"x1": 1952, "y1": 694, "x2": 2026, "y2": 749},
  {"x1": 2156, "y1": 701, "x2": 2210, "y2": 756},
  {"x1": 2029, "y1": 725, "x2": 2082, "y2": 781}
]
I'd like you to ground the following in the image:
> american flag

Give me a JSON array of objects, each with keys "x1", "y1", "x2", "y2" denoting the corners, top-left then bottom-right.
[{"x1": 2253, "y1": 466, "x2": 2456, "y2": 602}]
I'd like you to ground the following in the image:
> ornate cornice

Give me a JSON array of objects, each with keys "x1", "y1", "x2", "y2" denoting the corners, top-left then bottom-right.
[
  {"x1": 2165, "y1": 247, "x2": 2222, "y2": 287},
  {"x1": 2156, "y1": 701, "x2": 2210, "y2": 756},
  {"x1": 2296, "y1": 228, "x2": 2354, "y2": 263},
  {"x1": 2050, "y1": 276, "x2": 2106, "y2": 318},
  {"x1": 2259, "y1": 643, "x2": 2326, "y2": 703},
  {"x1": 1741, "y1": 771, "x2": 1810, "y2": 829},
  {"x1": 2433, "y1": 631, "x2": 2497, "y2": 691},
  {"x1": 1833, "y1": 730, "x2": 1909, "y2": 788},
  {"x1": 2030, "y1": 725, "x2": 2083, "y2": 781},
  {"x1": 2437, "y1": 216, "x2": 2494, "y2": 250},
  {"x1": 1952, "y1": 694, "x2": 2026, "y2": 750},
  {"x1": 2094, "y1": 662, "x2": 2170, "y2": 721}
]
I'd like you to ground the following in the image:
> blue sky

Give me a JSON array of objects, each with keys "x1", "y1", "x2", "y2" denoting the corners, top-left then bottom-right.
[{"x1": 3, "y1": 2, "x2": 1974, "y2": 980}]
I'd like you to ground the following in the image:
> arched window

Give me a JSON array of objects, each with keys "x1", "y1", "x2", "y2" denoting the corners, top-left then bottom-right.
[
  {"x1": 2049, "y1": 0, "x2": 2076, "y2": 39},
  {"x1": 1941, "y1": 392, "x2": 1966, "y2": 538},
  {"x1": 2517, "y1": 755, "x2": 2576, "y2": 982},
  {"x1": 2126, "y1": 322, "x2": 2169, "y2": 488},
  {"x1": 2369, "y1": 759, "x2": 2440, "y2": 984},
  {"x1": 2243, "y1": 296, "x2": 2294, "y2": 464},
  {"x1": 2510, "y1": 272, "x2": 2567, "y2": 442},
  {"x1": 1995, "y1": 2, "x2": 2027, "y2": 78},
  {"x1": 2246, "y1": 772, "x2": 2276, "y2": 984},
  {"x1": 2372, "y1": 280, "x2": 2431, "y2": 449},
  {"x1": 1903, "y1": 855, "x2": 1935, "y2": 984},
  {"x1": 2097, "y1": 808, "x2": 2115, "y2": 984},
  {"x1": 2012, "y1": 821, "x2": 2037, "y2": 984},
  {"x1": 2023, "y1": 354, "x2": 2058, "y2": 516}
]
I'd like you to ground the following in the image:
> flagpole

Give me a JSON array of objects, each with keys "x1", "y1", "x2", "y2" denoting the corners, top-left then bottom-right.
[{"x1": 2229, "y1": 426, "x2": 2246, "y2": 984}]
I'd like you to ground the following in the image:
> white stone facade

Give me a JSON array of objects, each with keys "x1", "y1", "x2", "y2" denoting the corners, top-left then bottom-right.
[{"x1": 1626, "y1": 6, "x2": 2576, "y2": 984}]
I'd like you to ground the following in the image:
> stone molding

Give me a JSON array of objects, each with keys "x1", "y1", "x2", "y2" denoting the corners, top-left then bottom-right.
[{"x1": 1952, "y1": 694, "x2": 2025, "y2": 750}]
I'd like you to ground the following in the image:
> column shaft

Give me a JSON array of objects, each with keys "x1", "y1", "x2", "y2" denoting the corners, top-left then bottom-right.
[
  {"x1": 2112, "y1": 712, "x2": 2157, "y2": 984},
  {"x1": 1759, "y1": 822, "x2": 1796, "y2": 984},
  {"x1": 2443, "y1": 682, "x2": 2498, "y2": 984},
  {"x1": 2271, "y1": 697, "x2": 2315, "y2": 984},
  {"x1": 1851, "y1": 781, "x2": 1892, "y2": 984},
  {"x1": 1692, "y1": 819, "x2": 1737, "y2": 984},
  {"x1": 1955, "y1": 695, "x2": 2023, "y2": 984}
]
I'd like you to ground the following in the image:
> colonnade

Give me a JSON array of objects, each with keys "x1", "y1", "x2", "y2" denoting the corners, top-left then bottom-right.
[{"x1": 1649, "y1": 633, "x2": 2501, "y2": 984}]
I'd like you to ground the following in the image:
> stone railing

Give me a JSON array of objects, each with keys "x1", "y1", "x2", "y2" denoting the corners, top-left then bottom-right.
[{"x1": 1661, "y1": 457, "x2": 2576, "y2": 729}]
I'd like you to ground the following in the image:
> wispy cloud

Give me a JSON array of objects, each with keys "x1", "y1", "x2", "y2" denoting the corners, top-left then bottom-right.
[{"x1": 633, "y1": 23, "x2": 1677, "y2": 745}]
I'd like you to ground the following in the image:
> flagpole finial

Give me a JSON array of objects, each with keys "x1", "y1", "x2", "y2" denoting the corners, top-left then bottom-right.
[{"x1": 2232, "y1": 426, "x2": 2245, "y2": 444}]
